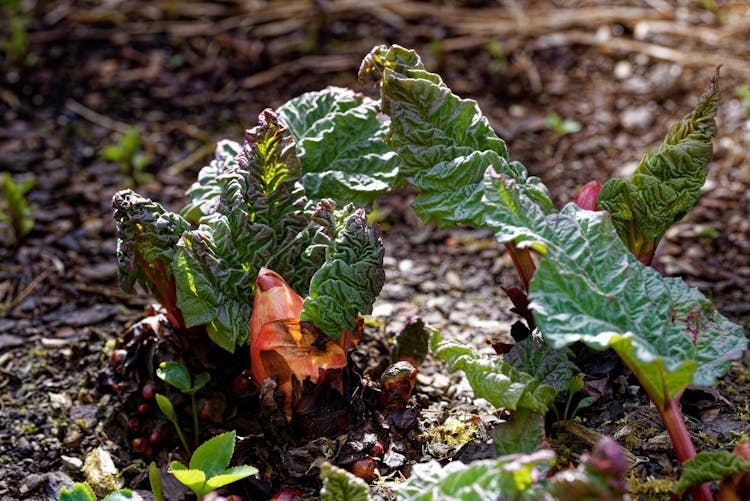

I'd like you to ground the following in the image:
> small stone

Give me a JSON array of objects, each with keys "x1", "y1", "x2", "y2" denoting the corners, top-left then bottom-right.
[
  {"x1": 614, "y1": 60, "x2": 632, "y2": 80},
  {"x1": 61, "y1": 455, "x2": 83, "y2": 471}
]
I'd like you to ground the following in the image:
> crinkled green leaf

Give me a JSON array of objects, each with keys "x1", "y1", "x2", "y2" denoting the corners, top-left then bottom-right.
[
  {"x1": 392, "y1": 450, "x2": 554, "y2": 501},
  {"x1": 277, "y1": 87, "x2": 400, "y2": 207},
  {"x1": 113, "y1": 190, "x2": 190, "y2": 326},
  {"x1": 181, "y1": 140, "x2": 242, "y2": 222},
  {"x1": 319, "y1": 462, "x2": 371, "y2": 501},
  {"x1": 491, "y1": 407, "x2": 546, "y2": 456},
  {"x1": 430, "y1": 329, "x2": 556, "y2": 414},
  {"x1": 270, "y1": 198, "x2": 338, "y2": 296},
  {"x1": 174, "y1": 230, "x2": 253, "y2": 351},
  {"x1": 174, "y1": 110, "x2": 308, "y2": 351},
  {"x1": 392, "y1": 317, "x2": 431, "y2": 366},
  {"x1": 300, "y1": 205, "x2": 385, "y2": 339},
  {"x1": 665, "y1": 277, "x2": 747, "y2": 387},
  {"x1": 189, "y1": 431, "x2": 235, "y2": 478},
  {"x1": 358, "y1": 44, "x2": 553, "y2": 228},
  {"x1": 598, "y1": 75, "x2": 718, "y2": 260},
  {"x1": 674, "y1": 450, "x2": 750, "y2": 496},
  {"x1": 517, "y1": 203, "x2": 746, "y2": 406},
  {"x1": 503, "y1": 332, "x2": 577, "y2": 395}
]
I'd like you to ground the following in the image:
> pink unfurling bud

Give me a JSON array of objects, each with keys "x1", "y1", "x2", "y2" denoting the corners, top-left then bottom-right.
[{"x1": 574, "y1": 180, "x2": 601, "y2": 211}]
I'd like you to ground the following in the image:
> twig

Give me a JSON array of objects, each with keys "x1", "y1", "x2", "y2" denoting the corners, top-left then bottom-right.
[
  {"x1": 560, "y1": 420, "x2": 643, "y2": 467},
  {"x1": 1, "y1": 268, "x2": 53, "y2": 314},
  {"x1": 65, "y1": 99, "x2": 132, "y2": 134},
  {"x1": 166, "y1": 142, "x2": 217, "y2": 175}
]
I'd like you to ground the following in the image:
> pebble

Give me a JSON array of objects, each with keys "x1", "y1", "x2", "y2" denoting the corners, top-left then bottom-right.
[{"x1": 61, "y1": 455, "x2": 83, "y2": 471}]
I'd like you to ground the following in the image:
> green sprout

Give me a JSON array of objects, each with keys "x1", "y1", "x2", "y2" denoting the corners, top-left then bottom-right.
[
  {"x1": 169, "y1": 431, "x2": 257, "y2": 501},
  {"x1": 100, "y1": 127, "x2": 151, "y2": 187},
  {"x1": 156, "y1": 361, "x2": 210, "y2": 452},
  {"x1": 734, "y1": 83, "x2": 750, "y2": 118},
  {"x1": 0, "y1": 172, "x2": 34, "y2": 247},
  {"x1": 545, "y1": 112, "x2": 582, "y2": 136}
]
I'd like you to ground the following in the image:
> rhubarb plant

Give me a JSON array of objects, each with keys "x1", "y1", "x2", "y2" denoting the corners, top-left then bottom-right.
[
  {"x1": 114, "y1": 110, "x2": 385, "y2": 353},
  {"x1": 359, "y1": 44, "x2": 748, "y2": 499}
]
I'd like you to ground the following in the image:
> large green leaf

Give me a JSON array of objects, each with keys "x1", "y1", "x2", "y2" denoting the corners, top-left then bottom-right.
[
  {"x1": 674, "y1": 450, "x2": 750, "y2": 496},
  {"x1": 358, "y1": 44, "x2": 553, "y2": 228},
  {"x1": 392, "y1": 450, "x2": 553, "y2": 501},
  {"x1": 173, "y1": 111, "x2": 308, "y2": 351},
  {"x1": 503, "y1": 333, "x2": 577, "y2": 395},
  {"x1": 277, "y1": 87, "x2": 400, "y2": 207},
  {"x1": 430, "y1": 330, "x2": 557, "y2": 414},
  {"x1": 174, "y1": 230, "x2": 253, "y2": 351},
  {"x1": 300, "y1": 205, "x2": 385, "y2": 339},
  {"x1": 112, "y1": 190, "x2": 190, "y2": 326},
  {"x1": 598, "y1": 76, "x2": 718, "y2": 261},
  {"x1": 664, "y1": 278, "x2": 747, "y2": 387}
]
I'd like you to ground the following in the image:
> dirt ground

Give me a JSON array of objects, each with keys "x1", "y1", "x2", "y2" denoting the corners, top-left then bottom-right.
[{"x1": 1, "y1": 1, "x2": 750, "y2": 500}]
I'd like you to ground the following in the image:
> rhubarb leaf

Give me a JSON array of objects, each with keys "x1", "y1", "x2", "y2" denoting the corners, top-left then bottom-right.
[
  {"x1": 174, "y1": 110, "x2": 308, "y2": 351},
  {"x1": 113, "y1": 190, "x2": 190, "y2": 327},
  {"x1": 491, "y1": 407, "x2": 546, "y2": 455},
  {"x1": 393, "y1": 450, "x2": 554, "y2": 501},
  {"x1": 504, "y1": 332, "x2": 578, "y2": 395},
  {"x1": 664, "y1": 277, "x2": 747, "y2": 387},
  {"x1": 359, "y1": 44, "x2": 553, "y2": 228},
  {"x1": 181, "y1": 140, "x2": 242, "y2": 223},
  {"x1": 598, "y1": 75, "x2": 719, "y2": 262},
  {"x1": 517, "y1": 203, "x2": 746, "y2": 407},
  {"x1": 300, "y1": 205, "x2": 385, "y2": 340},
  {"x1": 430, "y1": 329, "x2": 557, "y2": 414},
  {"x1": 319, "y1": 462, "x2": 371, "y2": 501},
  {"x1": 277, "y1": 87, "x2": 400, "y2": 207},
  {"x1": 674, "y1": 450, "x2": 750, "y2": 496},
  {"x1": 174, "y1": 230, "x2": 254, "y2": 352}
]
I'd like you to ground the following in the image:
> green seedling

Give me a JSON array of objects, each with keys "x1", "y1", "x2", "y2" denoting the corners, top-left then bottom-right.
[
  {"x1": 156, "y1": 361, "x2": 210, "y2": 449},
  {"x1": 58, "y1": 482, "x2": 137, "y2": 501},
  {"x1": 545, "y1": 112, "x2": 582, "y2": 136},
  {"x1": 0, "y1": 171, "x2": 34, "y2": 246},
  {"x1": 155, "y1": 393, "x2": 191, "y2": 456},
  {"x1": 101, "y1": 127, "x2": 151, "y2": 187},
  {"x1": 169, "y1": 430, "x2": 257, "y2": 500},
  {"x1": 148, "y1": 462, "x2": 164, "y2": 501},
  {"x1": 1, "y1": 0, "x2": 29, "y2": 66},
  {"x1": 734, "y1": 83, "x2": 750, "y2": 118},
  {"x1": 559, "y1": 374, "x2": 595, "y2": 422}
]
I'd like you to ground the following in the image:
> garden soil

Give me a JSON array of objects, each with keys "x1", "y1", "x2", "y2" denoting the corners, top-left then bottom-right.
[{"x1": 1, "y1": 1, "x2": 749, "y2": 499}]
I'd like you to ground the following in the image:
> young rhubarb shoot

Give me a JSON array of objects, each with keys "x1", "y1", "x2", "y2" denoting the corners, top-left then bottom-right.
[
  {"x1": 597, "y1": 73, "x2": 719, "y2": 265},
  {"x1": 250, "y1": 268, "x2": 347, "y2": 421}
]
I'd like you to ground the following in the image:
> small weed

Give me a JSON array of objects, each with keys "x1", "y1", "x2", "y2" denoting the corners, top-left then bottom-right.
[
  {"x1": 735, "y1": 83, "x2": 750, "y2": 119},
  {"x1": 0, "y1": 172, "x2": 34, "y2": 247},
  {"x1": 100, "y1": 127, "x2": 152, "y2": 187},
  {"x1": 545, "y1": 112, "x2": 582, "y2": 136}
]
